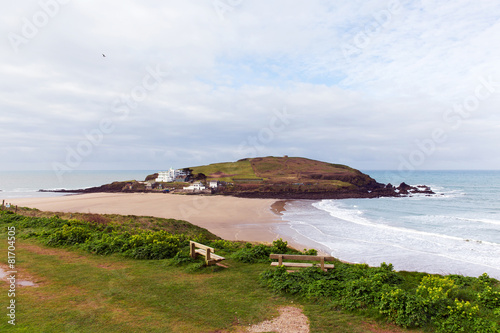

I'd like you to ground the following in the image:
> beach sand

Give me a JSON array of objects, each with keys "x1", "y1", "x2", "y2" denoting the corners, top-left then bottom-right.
[{"x1": 9, "y1": 193, "x2": 311, "y2": 250}]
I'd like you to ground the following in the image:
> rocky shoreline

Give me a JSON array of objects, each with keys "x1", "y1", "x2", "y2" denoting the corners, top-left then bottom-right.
[
  {"x1": 39, "y1": 182, "x2": 434, "y2": 199},
  {"x1": 231, "y1": 182, "x2": 434, "y2": 199}
]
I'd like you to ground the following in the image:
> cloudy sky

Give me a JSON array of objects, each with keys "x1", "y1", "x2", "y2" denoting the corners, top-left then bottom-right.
[{"x1": 1, "y1": 0, "x2": 500, "y2": 173}]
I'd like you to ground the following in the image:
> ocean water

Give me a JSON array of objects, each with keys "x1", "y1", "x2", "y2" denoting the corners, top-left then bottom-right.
[
  {"x1": 0, "y1": 170, "x2": 155, "y2": 199},
  {"x1": 278, "y1": 170, "x2": 500, "y2": 279}
]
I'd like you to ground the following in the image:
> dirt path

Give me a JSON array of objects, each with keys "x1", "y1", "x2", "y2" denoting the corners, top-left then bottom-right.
[{"x1": 247, "y1": 306, "x2": 309, "y2": 333}]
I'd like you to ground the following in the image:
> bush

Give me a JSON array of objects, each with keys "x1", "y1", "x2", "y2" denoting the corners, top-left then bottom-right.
[
  {"x1": 478, "y1": 285, "x2": 500, "y2": 309},
  {"x1": 121, "y1": 231, "x2": 187, "y2": 260},
  {"x1": 261, "y1": 260, "x2": 500, "y2": 332},
  {"x1": 379, "y1": 275, "x2": 458, "y2": 328},
  {"x1": 232, "y1": 244, "x2": 271, "y2": 263},
  {"x1": 270, "y1": 238, "x2": 288, "y2": 253},
  {"x1": 302, "y1": 248, "x2": 318, "y2": 255},
  {"x1": 1, "y1": 211, "x2": 190, "y2": 260},
  {"x1": 438, "y1": 299, "x2": 496, "y2": 333},
  {"x1": 46, "y1": 225, "x2": 92, "y2": 246},
  {"x1": 208, "y1": 239, "x2": 240, "y2": 252}
]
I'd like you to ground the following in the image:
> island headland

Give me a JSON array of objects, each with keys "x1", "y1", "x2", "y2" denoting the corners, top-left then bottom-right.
[{"x1": 41, "y1": 156, "x2": 434, "y2": 199}]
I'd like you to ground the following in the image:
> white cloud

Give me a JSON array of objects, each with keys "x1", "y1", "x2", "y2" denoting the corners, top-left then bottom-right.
[{"x1": 0, "y1": 0, "x2": 499, "y2": 172}]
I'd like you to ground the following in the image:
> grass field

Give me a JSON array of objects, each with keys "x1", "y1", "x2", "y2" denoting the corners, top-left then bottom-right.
[
  {"x1": 0, "y1": 208, "x2": 427, "y2": 333},
  {"x1": 0, "y1": 238, "x2": 418, "y2": 332},
  {"x1": 1, "y1": 208, "x2": 498, "y2": 332}
]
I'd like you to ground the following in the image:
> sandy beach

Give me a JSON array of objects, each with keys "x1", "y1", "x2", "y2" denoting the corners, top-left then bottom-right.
[{"x1": 9, "y1": 193, "x2": 309, "y2": 249}]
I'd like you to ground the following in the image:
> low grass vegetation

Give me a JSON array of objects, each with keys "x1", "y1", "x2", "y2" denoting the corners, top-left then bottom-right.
[
  {"x1": 191, "y1": 159, "x2": 260, "y2": 183},
  {"x1": 1, "y1": 207, "x2": 498, "y2": 332}
]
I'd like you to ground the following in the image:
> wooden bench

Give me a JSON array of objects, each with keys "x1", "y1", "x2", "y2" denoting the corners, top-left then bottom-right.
[
  {"x1": 190, "y1": 241, "x2": 225, "y2": 266},
  {"x1": 270, "y1": 254, "x2": 335, "y2": 271}
]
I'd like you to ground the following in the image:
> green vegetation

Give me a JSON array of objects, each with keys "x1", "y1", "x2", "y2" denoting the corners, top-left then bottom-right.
[
  {"x1": 189, "y1": 156, "x2": 374, "y2": 186},
  {"x1": 186, "y1": 156, "x2": 379, "y2": 197},
  {"x1": 190, "y1": 159, "x2": 260, "y2": 183},
  {"x1": 261, "y1": 263, "x2": 500, "y2": 332},
  {"x1": 1, "y1": 208, "x2": 498, "y2": 332},
  {"x1": 0, "y1": 209, "x2": 217, "y2": 260}
]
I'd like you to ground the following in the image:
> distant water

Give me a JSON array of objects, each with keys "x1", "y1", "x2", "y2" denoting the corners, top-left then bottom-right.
[
  {"x1": 278, "y1": 171, "x2": 500, "y2": 279},
  {"x1": 0, "y1": 170, "x2": 155, "y2": 199}
]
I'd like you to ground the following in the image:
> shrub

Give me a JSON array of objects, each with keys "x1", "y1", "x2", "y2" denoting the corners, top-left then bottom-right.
[
  {"x1": 121, "y1": 231, "x2": 188, "y2": 260},
  {"x1": 208, "y1": 239, "x2": 240, "y2": 252},
  {"x1": 337, "y1": 276, "x2": 391, "y2": 310},
  {"x1": 380, "y1": 275, "x2": 459, "y2": 328},
  {"x1": 437, "y1": 299, "x2": 496, "y2": 333},
  {"x1": 232, "y1": 244, "x2": 271, "y2": 263},
  {"x1": 478, "y1": 285, "x2": 500, "y2": 309},
  {"x1": 270, "y1": 238, "x2": 288, "y2": 253},
  {"x1": 302, "y1": 248, "x2": 318, "y2": 255},
  {"x1": 45, "y1": 225, "x2": 92, "y2": 246}
]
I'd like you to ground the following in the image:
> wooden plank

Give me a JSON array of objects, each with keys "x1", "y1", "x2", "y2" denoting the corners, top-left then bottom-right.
[
  {"x1": 194, "y1": 249, "x2": 225, "y2": 261},
  {"x1": 189, "y1": 241, "x2": 214, "y2": 252},
  {"x1": 269, "y1": 254, "x2": 337, "y2": 261},
  {"x1": 269, "y1": 254, "x2": 336, "y2": 261},
  {"x1": 271, "y1": 262, "x2": 313, "y2": 268},
  {"x1": 271, "y1": 262, "x2": 335, "y2": 269}
]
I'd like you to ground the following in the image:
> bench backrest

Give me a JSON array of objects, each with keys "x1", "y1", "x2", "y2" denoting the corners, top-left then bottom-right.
[
  {"x1": 190, "y1": 241, "x2": 214, "y2": 252},
  {"x1": 269, "y1": 254, "x2": 335, "y2": 261}
]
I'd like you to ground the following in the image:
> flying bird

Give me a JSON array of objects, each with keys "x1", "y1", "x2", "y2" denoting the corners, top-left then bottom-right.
[{"x1": 102, "y1": 54, "x2": 106, "y2": 57}]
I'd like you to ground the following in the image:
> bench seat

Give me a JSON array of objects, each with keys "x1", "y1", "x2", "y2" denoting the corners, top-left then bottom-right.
[
  {"x1": 190, "y1": 241, "x2": 225, "y2": 266},
  {"x1": 195, "y1": 248, "x2": 225, "y2": 261},
  {"x1": 269, "y1": 254, "x2": 335, "y2": 271},
  {"x1": 270, "y1": 262, "x2": 335, "y2": 269}
]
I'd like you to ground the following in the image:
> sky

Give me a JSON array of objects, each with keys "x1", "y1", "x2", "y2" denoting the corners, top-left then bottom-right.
[{"x1": 1, "y1": 0, "x2": 500, "y2": 174}]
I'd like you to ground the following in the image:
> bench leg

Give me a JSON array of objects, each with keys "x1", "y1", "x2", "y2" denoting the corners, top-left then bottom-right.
[
  {"x1": 190, "y1": 242, "x2": 196, "y2": 259},
  {"x1": 206, "y1": 248, "x2": 211, "y2": 265}
]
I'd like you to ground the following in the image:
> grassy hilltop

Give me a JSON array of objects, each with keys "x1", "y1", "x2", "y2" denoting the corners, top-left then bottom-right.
[
  {"x1": 189, "y1": 156, "x2": 406, "y2": 199},
  {"x1": 191, "y1": 156, "x2": 375, "y2": 186}
]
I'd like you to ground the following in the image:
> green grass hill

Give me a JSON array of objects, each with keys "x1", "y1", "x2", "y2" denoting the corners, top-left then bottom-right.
[{"x1": 188, "y1": 156, "x2": 386, "y2": 198}]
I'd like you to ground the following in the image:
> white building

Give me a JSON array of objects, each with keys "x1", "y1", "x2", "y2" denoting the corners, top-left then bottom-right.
[
  {"x1": 155, "y1": 168, "x2": 187, "y2": 182},
  {"x1": 209, "y1": 181, "x2": 220, "y2": 189},
  {"x1": 183, "y1": 182, "x2": 206, "y2": 191}
]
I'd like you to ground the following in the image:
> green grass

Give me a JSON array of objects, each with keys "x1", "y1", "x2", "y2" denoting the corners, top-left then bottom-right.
[
  {"x1": 0, "y1": 237, "x2": 413, "y2": 333},
  {"x1": 191, "y1": 159, "x2": 259, "y2": 182},
  {"x1": 0, "y1": 238, "x2": 282, "y2": 332},
  {"x1": 4, "y1": 209, "x2": 495, "y2": 332}
]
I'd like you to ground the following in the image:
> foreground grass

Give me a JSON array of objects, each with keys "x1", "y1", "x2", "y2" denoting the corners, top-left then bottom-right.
[
  {"x1": 1, "y1": 208, "x2": 485, "y2": 332},
  {"x1": 0, "y1": 238, "x2": 417, "y2": 332},
  {"x1": 1, "y1": 238, "x2": 281, "y2": 332}
]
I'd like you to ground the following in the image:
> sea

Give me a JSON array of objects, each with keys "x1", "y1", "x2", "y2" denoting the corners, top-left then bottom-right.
[
  {"x1": 1, "y1": 169, "x2": 499, "y2": 279},
  {"x1": 0, "y1": 170, "x2": 155, "y2": 199},
  {"x1": 277, "y1": 170, "x2": 500, "y2": 279}
]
